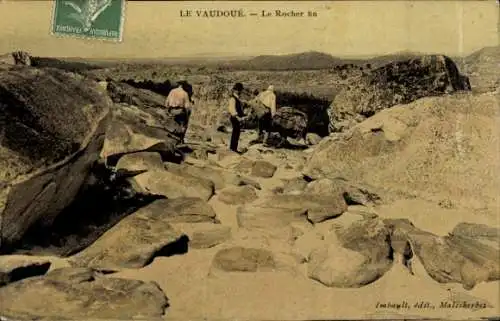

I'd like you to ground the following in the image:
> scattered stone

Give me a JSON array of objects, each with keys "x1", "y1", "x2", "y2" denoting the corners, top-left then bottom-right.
[
  {"x1": 0, "y1": 267, "x2": 168, "y2": 320},
  {"x1": 69, "y1": 199, "x2": 188, "y2": 270},
  {"x1": 304, "y1": 178, "x2": 381, "y2": 206},
  {"x1": 217, "y1": 185, "x2": 258, "y2": 205},
  {"x1": 212, "y1": 246, "x2": 276, "y2": 272},
  {"x1": 130, "y1": 169, "x2": 214, "y2": 201},
  {"x1": 234, "y1": 159, "x2": 277, "y2": 178},
  {"x1": 281, "y1": 177, "x2": 309, "y2": 195},
  {"x1": 306, "y1": 133, "x2": 322, "y2": 145},
  {"x1": 308, "y1": 243, "x2": 386, "y2": 288},
  {"x1": 171, "y1": 223, "x2": 231, "y2": 249},
  {"x1": 115, "y1": 151, "x2": 164, "y2": 172}
]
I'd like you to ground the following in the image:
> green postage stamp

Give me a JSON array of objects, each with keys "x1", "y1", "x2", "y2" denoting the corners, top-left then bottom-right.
[{"x1": 51, "y1": 0, "x2": 125, "y2": 41}]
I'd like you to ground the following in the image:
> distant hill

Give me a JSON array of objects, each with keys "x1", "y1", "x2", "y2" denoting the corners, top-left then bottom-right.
[
  {"x1": 216, "y1": 51, "x2": 367, "y2": 71},
  {"x1": 462, "y1": 46, "x2": 500, "y2": 93},
  {"x1": 245, "y1": 51, "x2": 343, "y2": 70}
]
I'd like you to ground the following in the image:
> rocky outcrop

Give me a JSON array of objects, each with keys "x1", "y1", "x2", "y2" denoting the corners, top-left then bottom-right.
[
  {"x1": 384, "y1": 219, "x2": 500, "y2": 289},
  {"x1": 0, "y1": 66, "x2": 111, "y2": 248},
  {"x1": 329, "y1": 55, "x2": 471, "y2": 132},
  {"x1": 306, "y1": 92, "x2": 500, "y2": 210},
  {"x1": 0, "y1": 51, "x2": 31, "y2": 67},
  {"x1": 0, "y1": 267, "x2": 168, "y2": 320}
]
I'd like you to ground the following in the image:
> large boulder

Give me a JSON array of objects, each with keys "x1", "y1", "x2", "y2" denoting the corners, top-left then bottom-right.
[
  {"x1": 0, "y1": 267, "x2": 168, "y2": 320},
  {"x1": 0, "y1": 66, "x2": 111, "y2": 248},
  {"x1": 329, "y1": 55, "x2": 471, "y2": 132},
  {"x1": 307, "y1": 217, "x2": 393, "y2": 288},
  {"x1": 271, "y1": 106, "x2": 308, "y2": 139}
]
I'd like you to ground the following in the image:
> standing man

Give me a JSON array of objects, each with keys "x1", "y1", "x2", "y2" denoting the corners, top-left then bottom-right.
[
  {"x1": 253, "y1": 85, "x2": 277, "y2": 144},
  {"x1": 165, "y1": 80, "x2": 193, "y2": 141},
  {"x1": 227, "y1": 82, "x2": 246, "y2": 153}
]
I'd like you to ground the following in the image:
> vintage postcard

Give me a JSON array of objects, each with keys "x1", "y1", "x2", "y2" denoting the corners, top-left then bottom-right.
[{"x1": 0, "y1": 1, "x2": 498, "y2": 320}]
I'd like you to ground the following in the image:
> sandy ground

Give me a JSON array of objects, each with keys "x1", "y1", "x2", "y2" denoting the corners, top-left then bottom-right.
[{"x1": 111, "y1": 142, "x2": 499, "y2": 321}]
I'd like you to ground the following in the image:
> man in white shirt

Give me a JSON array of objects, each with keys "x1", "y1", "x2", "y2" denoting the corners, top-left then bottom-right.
[
  {"x1": 165, "y1": 80, "x2": 193, "y2": 142},
  {"x1": 165, "y1": 81, "x2": 192, "y2": 110},
  {"x1": 252, "y1": 85, "x2": 277, "y2": 144}
]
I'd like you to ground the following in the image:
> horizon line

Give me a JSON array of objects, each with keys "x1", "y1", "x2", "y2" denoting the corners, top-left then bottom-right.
[{"x1": 36, "y1": 48, "x2": 481, "y2": 61}]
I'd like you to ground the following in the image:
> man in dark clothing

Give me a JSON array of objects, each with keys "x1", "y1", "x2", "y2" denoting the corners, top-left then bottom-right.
[{"x1": 227, "y1": 82, "x2": 246, "y2": 153}]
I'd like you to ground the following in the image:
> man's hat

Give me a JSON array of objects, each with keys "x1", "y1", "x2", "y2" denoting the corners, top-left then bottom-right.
[{"x1": 232, "y1": 82, "x2": 244, "y2": 92}]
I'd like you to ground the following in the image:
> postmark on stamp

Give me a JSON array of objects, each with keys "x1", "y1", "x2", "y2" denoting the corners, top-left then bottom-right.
[{"x1": 51, "y1": 0, "x2": 125, "y2": 41}]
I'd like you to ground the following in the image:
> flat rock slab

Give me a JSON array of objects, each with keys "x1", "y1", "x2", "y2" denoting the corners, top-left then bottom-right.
[
  {"x1": 69, "y1": 199, "x2": 188, "y2": 270},
  {"x1": 237, "y1": 194, "x2": 347, "y2": 228},
  {"x1": 0, "y1": 267, "x2": 168, "y2": 320},
  {"x1": 217, "y1": 185, "x2": 258, "y2": 205},
  {"x1": 165, "y1": 162, "x2": 261, "y2": 190},
  {"x1": 130, "y1": 169, "x2": 215, "y2": 201},
  {"x1": 145, "y1": 198, "x2": 218, "y2": 223},
  {"x1": 212, "y1": 246, "x2": 276, "y2": 272},
  {"x1": 171, "y1": 223, "x2": 232, "y2": 249}
]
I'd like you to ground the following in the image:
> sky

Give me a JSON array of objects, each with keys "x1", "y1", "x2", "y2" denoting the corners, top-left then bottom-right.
[{"x1": 0, "y1": 1, "x2": 498, "y2": 58}]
